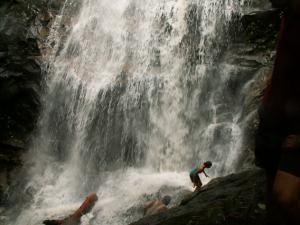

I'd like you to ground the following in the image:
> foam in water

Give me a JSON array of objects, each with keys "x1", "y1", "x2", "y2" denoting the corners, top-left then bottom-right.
[{"x1": 6, "y1": 0, "x2": 254, "y2": 224}]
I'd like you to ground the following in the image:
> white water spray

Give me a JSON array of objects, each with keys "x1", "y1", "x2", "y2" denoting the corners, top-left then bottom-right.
[{"x1": 7, "y1": 0, "x2": 257, "y2": 224}]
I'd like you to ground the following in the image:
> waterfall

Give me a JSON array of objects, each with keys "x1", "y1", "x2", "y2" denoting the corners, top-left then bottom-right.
[{"x1": 7, "y1": 0, "x2": 255, "y2": 224}]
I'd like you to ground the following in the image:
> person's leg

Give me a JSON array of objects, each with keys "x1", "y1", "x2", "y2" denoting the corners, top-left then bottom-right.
[
  {"x1": 197, "y1": 177, "x2": 202, "y2": 188},
  {"x1": 273, "y1": 170, "x2": 300, "y2": 225},
  {"x1": 194, "y1": 175, "x2": 202, "y2": 189},
  {"x1": 190, "y1": 174, "x2": 195, "y2": 187}
]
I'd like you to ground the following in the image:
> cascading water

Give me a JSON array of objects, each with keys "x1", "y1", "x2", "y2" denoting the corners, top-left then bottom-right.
[{"x1": 6, "y1": 0, "x2": 256, "y2": 224}]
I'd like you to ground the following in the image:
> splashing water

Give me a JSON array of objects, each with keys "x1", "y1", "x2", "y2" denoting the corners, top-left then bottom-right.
[{"x1": 6, "y1": 0, "x2": 256, "y2": 224}]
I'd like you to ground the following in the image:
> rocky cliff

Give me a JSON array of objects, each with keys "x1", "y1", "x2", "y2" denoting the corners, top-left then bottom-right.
[
  {"x1": 221, "y1": 2, "x2": 281, "y2": 167},
  {"x1": 0, "y1": 0, "x2": 63, "y2": 200}
]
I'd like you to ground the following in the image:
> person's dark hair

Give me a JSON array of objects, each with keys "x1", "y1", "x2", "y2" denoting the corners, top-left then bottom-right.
[
  {"x1": 161, "y1": 195, "x2": 171, "y2": 205},
  {"x1": 204, "y1": 161, "x2": 212, "y2": 168}
]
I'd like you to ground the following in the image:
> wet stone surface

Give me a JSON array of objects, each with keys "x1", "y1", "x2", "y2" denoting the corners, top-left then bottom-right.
[{"x1": 130, "y1": 169, "x2": 267, "y2": 225}]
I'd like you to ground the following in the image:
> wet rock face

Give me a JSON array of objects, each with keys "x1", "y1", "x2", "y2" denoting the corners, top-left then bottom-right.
[
  {"x1": 224, "y1": 5, "x2": 281, "y2": 168},
  {"x1": 130, "y1": 169, "x2": 267, "y2": 225},
  {"x1": 0, "y1": 0, "x2": 57, "y2": 144},
  {"x1": 0, "y1": 31, "x2": 41, "y2": 144},
  {"x1": 0, "y1": 0, "x2": 62, "y2": 201}
]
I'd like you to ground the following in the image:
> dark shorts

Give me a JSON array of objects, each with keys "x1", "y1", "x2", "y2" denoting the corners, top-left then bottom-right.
[
  {"x1": 190, "y1": 173, "x2": 202, "y2": 185},
  {"x1": 278, "y1": 150, "x2": 300, "y2": 178}
]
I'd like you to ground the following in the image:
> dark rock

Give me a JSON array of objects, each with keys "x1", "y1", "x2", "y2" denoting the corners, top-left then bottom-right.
[
  {"x1": 240, "y1": 9, "x2": 281, "y2": 52},
  {"x1": 0, "y1": 140, "x2": 25, "y2": 167},
  {"x1": 0, "y1": 0, "x2": 64, "y2": 144},
  {"x1": 0, "y1": 1, "x2": 40, "y2": 143},
  {"x1": 225, "y1": 6, "x2": 282, "y2": 168},
  {"x1": 130, "y1": 169, "x2": 268, "y2": 225},
  {"x1": 0, "y1": 0, "x2": 64, "y2": 198},
  {"x1": 0, "y1": 0, "x2": 68, "y2": 140},
  {"x1": 48, "y1": 0, "x2": 65, "y2": 11},
  {"x1": 247, "y1": 0, "x2": 272, "y2": 11},
  {"x1": 0, "y1": 140, "x2": 25, "y2": 206}
]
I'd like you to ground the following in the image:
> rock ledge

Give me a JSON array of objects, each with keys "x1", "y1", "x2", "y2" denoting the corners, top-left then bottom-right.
[{"x1": 130, "y1": 169, "x2": 266, "y2": 225}]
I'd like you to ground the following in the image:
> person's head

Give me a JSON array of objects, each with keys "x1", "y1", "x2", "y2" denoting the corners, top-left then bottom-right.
[
  {"x1": 204, "y1": 161, "x2": 212, "y2": 168},
  {"x1": 161, "y1": 195, "x2": 171, "y2": 205}
]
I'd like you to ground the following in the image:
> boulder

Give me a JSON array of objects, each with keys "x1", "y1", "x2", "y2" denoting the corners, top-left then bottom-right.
[{"x1": 130, "y1": 169, "x2": 268, "y2": 225}]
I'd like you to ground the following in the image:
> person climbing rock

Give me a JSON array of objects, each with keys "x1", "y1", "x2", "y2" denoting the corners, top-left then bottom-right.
[
  {"x1": 144, "y1": 195, "x2": 171, "y2": 216},
  {"x1": 190, "y1": 161, "x2": 212, "y2": 191},
  {"x1": 43, "y1": 192, "x2": 98, "y2": 225},
  {"x1": 255, "y1": 1, "x2": 300, "y2": 224}
]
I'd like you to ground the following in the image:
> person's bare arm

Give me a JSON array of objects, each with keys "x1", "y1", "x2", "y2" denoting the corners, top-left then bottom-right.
[
  {"x1": 156, "y1": 205, "x2": 168, "y2": 214},
  {"x1": 203, "y1": 170, "x2": 209, "y2": 178},
  {"x1": 72, "y1": 192, "x2": 98, "y2": 220},
  {"x1": 145, "y1": 201, "x2": 154, "y2": 209},
  {"x1": 144, "y1": 201, "x2": 155, "y2": 215}
]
